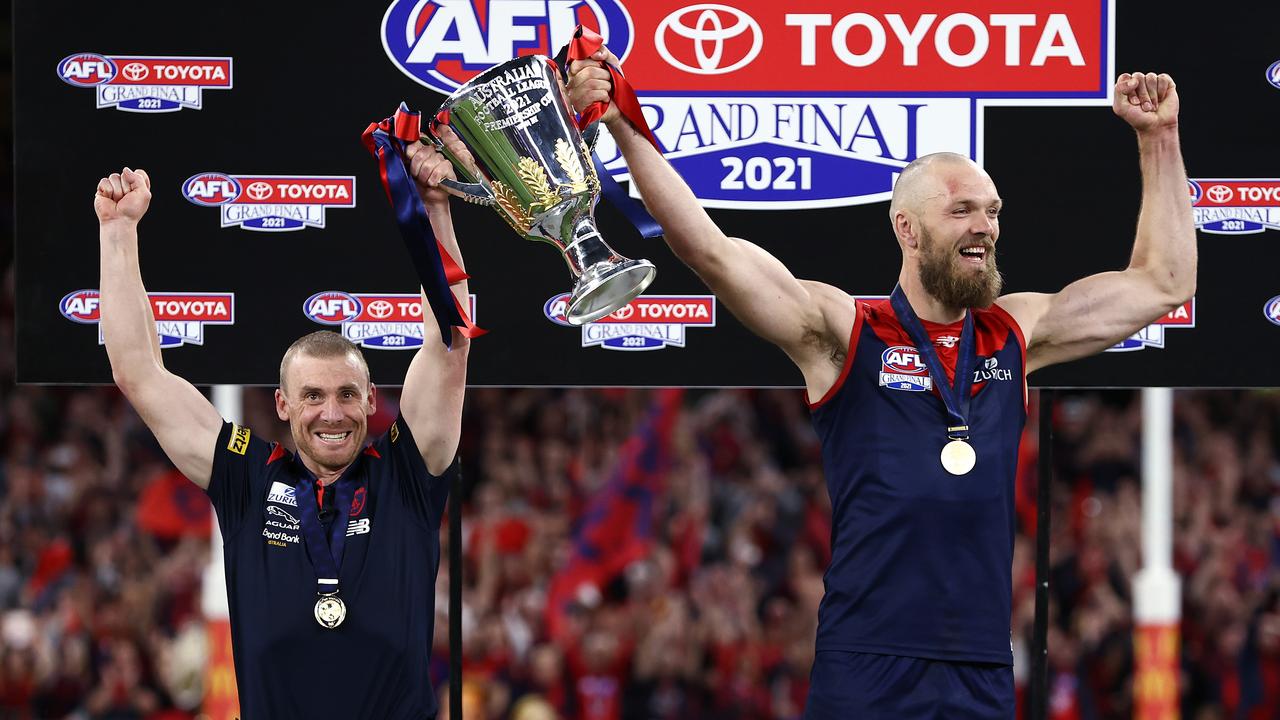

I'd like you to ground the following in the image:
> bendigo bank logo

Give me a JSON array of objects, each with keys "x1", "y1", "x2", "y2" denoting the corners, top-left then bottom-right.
[
  {"x1": 381, "y1": 0, "x2": 636, "y2": 94},
  {"x1": 381, "y1": 1, "x2": 1114, "y2": 209}
]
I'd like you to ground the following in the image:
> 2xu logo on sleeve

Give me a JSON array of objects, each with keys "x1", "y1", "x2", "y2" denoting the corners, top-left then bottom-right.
[
  {"x1": 382, "y1": 0, "x2": 1112, "y2": 210},
  {"x1": 302, "y1": 291, "x2": 478, "y2": 350},
  {"x1": 59, "y1": 290, "x2": 234, "y2": 349},
  {"x1": 57, "y1": 54, "x2": 232, "y2": 112},
  {"x1": 182, "y1": 174, "x2": 356, "y2": 232}
]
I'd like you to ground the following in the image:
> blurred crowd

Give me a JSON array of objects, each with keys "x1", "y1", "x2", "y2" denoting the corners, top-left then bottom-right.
[{"x1": 1, "y1": 286, "x2": 1279, "y2": 720}]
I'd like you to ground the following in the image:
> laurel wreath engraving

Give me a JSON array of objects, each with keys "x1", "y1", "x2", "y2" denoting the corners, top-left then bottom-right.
[
  {"x1": 556, "y1": 139, "x2": 590, "y2": 195},
  {"x1": 518, "y1": 157, "x2": 561, "y2": 211},
  {"x1": 490, "y1": 180, "x2": 532, "y2": 234},
  {"x1": 580, "y1": 141, "x2": 601, "y2": 196}
]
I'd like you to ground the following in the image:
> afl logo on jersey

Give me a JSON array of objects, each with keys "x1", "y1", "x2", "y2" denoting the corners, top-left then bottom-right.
[{"x1": 879, "y1": 346, "x2": 932, "y2": 392}]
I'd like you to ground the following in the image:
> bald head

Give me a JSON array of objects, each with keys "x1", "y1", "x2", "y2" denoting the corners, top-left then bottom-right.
[{"x1": 889, "y1": 152, "x2": 986, "y2": 223}]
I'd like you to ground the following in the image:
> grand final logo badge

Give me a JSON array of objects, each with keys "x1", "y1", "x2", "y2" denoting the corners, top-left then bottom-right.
[
  {"x1": 182, "y1": 174, "x2": 356, "y2": 232},
  {"x1": 381, "y1": 1, "x2": 1114, "y2": 210},
  {"x1": 59, "y1": 289, "x2": 235, "y2": 348},
  {"x1": 1188, "y1": 179, "x2": 1280, "y2": 235},
  {"x1": 303, "y1": 291, "x2": 479, "y2": 349},
  {"x1": 57, "y1": 54, "x2": 232, "y2": 112},
  {"x1": 544, "y1": 294, "x2": 716, "y2": 351}
]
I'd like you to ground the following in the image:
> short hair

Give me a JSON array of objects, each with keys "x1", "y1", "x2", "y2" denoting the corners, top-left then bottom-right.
[
  {"x1": 889, "y1": 152, "x2": 977, "y2": 221},
  {"x1": 279, "y1": 331, "x2": 370, "y2": 392}
]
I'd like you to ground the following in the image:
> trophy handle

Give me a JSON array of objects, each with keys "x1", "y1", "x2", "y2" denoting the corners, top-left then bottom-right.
[{"x1": 424, "y1": 118, "x2": 494, "y2": 205}]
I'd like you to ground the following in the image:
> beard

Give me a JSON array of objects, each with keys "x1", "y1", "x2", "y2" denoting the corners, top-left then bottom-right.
[{"x1": 917, "y1": 226, "x2": 1004, "y2": 309}]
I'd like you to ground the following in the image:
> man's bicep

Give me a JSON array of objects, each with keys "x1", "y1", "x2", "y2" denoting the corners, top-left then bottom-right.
[
  {"x1": 700, "y1": 237, "x2": 825, "y2": 352},
  {"x1": 1003, "y1": 269, "x2": 1179, "y2": 373},
  {"x1": 124, "y1": 369, "x2": 224, "y2": 488}
]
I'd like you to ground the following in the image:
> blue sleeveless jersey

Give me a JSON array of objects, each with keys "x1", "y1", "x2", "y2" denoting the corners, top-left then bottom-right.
[
  {"x1": 808, "y1": 299, "x2": 1026, "y2": 665},
  {"x1": 206, "y1": 415, "x2": 451, "y2": 719}
]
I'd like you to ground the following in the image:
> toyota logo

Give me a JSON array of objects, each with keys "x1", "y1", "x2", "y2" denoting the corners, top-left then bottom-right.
[
  {"x1": 655, "y1": 4, "x2": 763, "y2": 75},
  {"x1": 1205, "y1": 185, "x2": 1234, "y2": 204},
  {"x1": 121, "y1": 63, "x2": 149, "y2": 81},
  {"x1": 610, "y1": 304, "x2": 636, "y2": 320},
  {"x1": 367, "y1": 300, "x2": 394, "y2": 319},
  {"x1": 245, "y1": 182, "x2": 273, "y2": 201}
]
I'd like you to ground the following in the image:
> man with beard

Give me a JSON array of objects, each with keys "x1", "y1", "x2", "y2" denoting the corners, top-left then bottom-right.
[
  {"x1": 95, "y1": 138, "x2": 471, "y2": 720},
  {"x1": 568, "y1": 55, "x2": 1194, "y2": 717}
]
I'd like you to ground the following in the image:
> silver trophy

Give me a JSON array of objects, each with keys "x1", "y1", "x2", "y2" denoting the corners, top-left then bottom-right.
[{"x1": 425, "y1": 55, "x2": 656, "y2": 325}]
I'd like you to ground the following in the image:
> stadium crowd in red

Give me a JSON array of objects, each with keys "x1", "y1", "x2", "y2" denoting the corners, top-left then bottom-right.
[{"x1": 1, "y1": 280, "x2": 1279, "y2": 719}]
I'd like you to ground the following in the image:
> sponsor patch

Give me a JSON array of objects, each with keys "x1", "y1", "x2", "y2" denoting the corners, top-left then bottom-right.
[
  {"x1": 1188, "y1": 179, "x2": 1280, "y2": 234},
  {"x1": 389, "y1": 422, "x2": 400, "y2": 444},
  {"x1": 879, "y1": 345, "x2": 932, "y2": 391},
  {"x1": 544, "y1": 294, "x2": 716, "y2": 351},
  {"x1": 59, "y1": 289, "x2": 235, "y2": 349},
  {"x1": 301, "y1": 291, "x2": 478, "y2": 349},
  {"x1": 182, "y1": 174, "x2": 355, "y2": 232},
  {"x1": 973, "y1": 356, "x2": 1013, "y2": 383},
  {"x1": 262, "y1": 527, "x2": 299, "y2": 546},
  {"x1": 267, "y1": 481, "x2": 298, "y2": 507},
  {"x1": 1108, "y1": 298, "x2": 1195, "y2": 352},
  {"x1": 266, "y1": 506, "x2": 298, "y2": 524},
  {"x1": 227, "y1": 424, "x2": 250, "y2": 455},
  {"x1": 58, "y1": 54, "x2": 232, "y2": 112},
  {"x1": 346, "y1": 517, "x2": 371, "y2": 537}
]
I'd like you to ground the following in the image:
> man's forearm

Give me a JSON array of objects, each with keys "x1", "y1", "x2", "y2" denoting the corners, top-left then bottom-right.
[
  {"x1": 1130, "y1": 127, "x2": 1197, "y2": 300},
  {"x1": 99, "y1": 221, "x2": 164, "y2": 385},
  {"x1": 606, "y1": 117, "x2": 728, "y2": 267},
  {"x1": 424, "y1": 202, "x2": 471, "y2": 348}
]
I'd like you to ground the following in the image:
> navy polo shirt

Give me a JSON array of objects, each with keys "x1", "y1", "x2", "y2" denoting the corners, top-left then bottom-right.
[{"x1": 207, "y1": 415, "x2": 452, "y2": 720}]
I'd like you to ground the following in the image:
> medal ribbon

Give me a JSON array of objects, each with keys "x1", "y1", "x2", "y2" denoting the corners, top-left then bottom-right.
[
  {"x1": 888, "y1": 285, "x2": 977, "y2": 441},
  {"x1": 361, "y1": 105, "x2": 486, "y2": 349},
  {"x1": 552, "y1": 26, "x2": 664, "y2": 240},
  {"x1": 294, "y1": 473, "x2": 358, "y2": 598}
]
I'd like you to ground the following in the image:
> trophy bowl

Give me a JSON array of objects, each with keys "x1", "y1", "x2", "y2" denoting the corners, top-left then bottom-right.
[{"x1": 426, "y1": 55, "x2": 656, "y2": 325}]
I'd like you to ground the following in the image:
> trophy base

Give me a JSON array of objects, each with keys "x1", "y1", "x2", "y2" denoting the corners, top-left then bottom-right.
[{"x1": 566, "y1": 259, "x2": 657, "y2": 326}]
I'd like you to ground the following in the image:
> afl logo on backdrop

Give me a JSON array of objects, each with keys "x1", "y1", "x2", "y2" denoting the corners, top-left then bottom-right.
[
  {"x1": 57, "y1": 54, "x2": 117, "y2": 86},
  {"x1": 381, "y1": 0, "x2": 635, "y2": 94},
  {"x1": 1267, "y1": 60, "x2": 1280, "y2": 91},
  {"x1": 183, "y1": 173, "x2": 242, "y2": 206},
  {"x1": 1265, "y1": 296, "x2": 1280, "y2": 327}
]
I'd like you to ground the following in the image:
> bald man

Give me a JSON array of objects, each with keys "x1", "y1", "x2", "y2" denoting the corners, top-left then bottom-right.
[{"x1": 569, "y1": 57, "x2": 1194, "y2": 718}]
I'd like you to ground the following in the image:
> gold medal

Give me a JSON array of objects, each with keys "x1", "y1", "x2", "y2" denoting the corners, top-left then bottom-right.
[
  {"x1": 940, "y1": 439, "x2": 977, "y2": 476},
  {"x1": 314, "y1": 594, "x2": 347, "y2": 629}
]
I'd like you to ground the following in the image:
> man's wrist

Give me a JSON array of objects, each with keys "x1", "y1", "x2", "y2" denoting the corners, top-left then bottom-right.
[{"x1": 1135, "y1": 125, "x2": 1180, "y2": 152}]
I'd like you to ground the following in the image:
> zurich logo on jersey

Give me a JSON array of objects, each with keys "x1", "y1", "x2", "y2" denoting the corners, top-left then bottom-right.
[{"x1": 381, "y1": 0, "x2": 635, "y2": 95}]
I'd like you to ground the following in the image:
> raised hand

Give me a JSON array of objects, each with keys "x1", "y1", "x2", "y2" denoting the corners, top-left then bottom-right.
[
  {"x1": 94, "y1": 167, "x2": 152, "y2": 225},
  {"x1": 1113, "y1": 72, "x2": 1179, "y2": 134},
  {"x1": 566, "y1": 48, "x2": 621, "y2": 125},
  {"x1": 405, "y1": 131, "x2": 460, "y2": 209}
]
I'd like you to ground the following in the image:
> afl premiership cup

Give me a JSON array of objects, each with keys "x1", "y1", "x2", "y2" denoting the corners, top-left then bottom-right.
[{"x1": 426, "y1": 54, "x2": 656, "y2": 325}]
